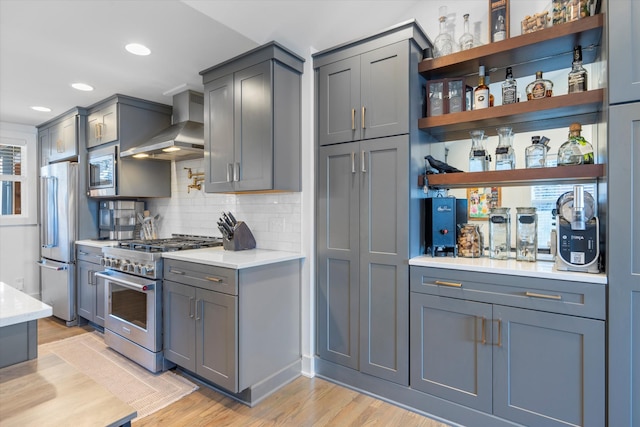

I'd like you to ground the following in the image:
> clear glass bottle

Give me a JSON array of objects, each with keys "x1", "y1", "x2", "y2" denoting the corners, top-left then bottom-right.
[
  {"x1": 495, "y1": 127, "x2": 515, "y2": 170},
  {"x1": 459, "y1": 13, "x2": 474, "y2": 51},
  {"x1": 557, "y1": 122, "x2": 594, "y2": 165},
  {"x1": 568, "y1": 45, "x2": 588, "y2": 93},
  {"x1": 526, "y1": 71, "x2": 554, "y2": 100},
  {"x1": 525, "y1": 135, "x2": 549, "y2": 168},
  {"x1": 433, "y1": 15, "x2": 454, "y2": 58},
  {"x1": 474, "y1": 66, "x2": 490, "y2": 110},
  {"x1": 458, "y1": 223, "x2": 483, "y2": 258},
  {"x1": 493, "y1": 14, "x2": 507, "y2": 42},
  {"x1": 469, "y1": 130, "x2": 490, "y2": 172},
  {"x1": 516, "y1": 207, "x2": 537, "y2": 262},
  {"x1": 502, "y1": 67, "x2": 517, "y2": 105},
  {"x1": 489, "y1": 207, "x2": 511, "y2": 260}
]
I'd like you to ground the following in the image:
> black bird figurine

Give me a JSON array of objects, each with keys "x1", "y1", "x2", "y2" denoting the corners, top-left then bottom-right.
[{"x1": 425, "y1": 155, "x2": 463, "y2": 174}]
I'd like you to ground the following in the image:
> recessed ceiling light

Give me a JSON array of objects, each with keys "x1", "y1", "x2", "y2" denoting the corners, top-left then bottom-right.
[
  {"x1": 71, "y1": 83, "x2": 94, "y2": 91},
  {"x1": 31, "y1": 106, "x2": 51, "y2": 112},
  {"x1": 125, "y1": 43, "x2": 151, "y2": 56}
]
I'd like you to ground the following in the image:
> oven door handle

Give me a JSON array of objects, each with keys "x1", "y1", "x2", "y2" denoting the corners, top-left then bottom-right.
[{"x1": 95, "y1": 271, "x2": 155, "y2": 291}]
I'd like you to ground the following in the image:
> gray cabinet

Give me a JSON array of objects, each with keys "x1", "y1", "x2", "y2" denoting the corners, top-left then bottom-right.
[
  {"x1": 200, "y1": 42, "x2": 304, "y2": 193},
  {"x1": 608, "y1": 0, "x2": 640, "y2": 104},
  {"x1": 317, "y1": 41, "x2": 409, "y2": 146},
  {"x1": 76, "y1": 244, "x2": 106, "y2": 326},
  {"x1": 317, "y1": 135, "x2": 410, "y2": 385},
  {"x1": 86, "y1": 103, "x2": 118, "y2": 148},
  {"x1": 410, "y1": 266, "x2": 605, "y2": 427},
  {"x1": 38, "y1": 109, "x2": 83, "y2": 165},
  {"x1": 608, "y1": 102, "x2": 640, "y2": 427},
  {"x1": 163, "y1": 257, "x2": 300, "y2": 404}
]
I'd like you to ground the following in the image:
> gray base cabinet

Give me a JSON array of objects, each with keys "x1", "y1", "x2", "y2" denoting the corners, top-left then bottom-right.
[
  {"x1": 76, "y1": 245, "x2": 106, "y2": 326},
  {"x1": 200, "y1": 42, "x2": 304, "y2": 193},
  {"x1": 163, "y1": 258, "x2": 300, "y2": 403},
  {"x1": 410, "y1": 266, "x2": 605, "y2": 427}
]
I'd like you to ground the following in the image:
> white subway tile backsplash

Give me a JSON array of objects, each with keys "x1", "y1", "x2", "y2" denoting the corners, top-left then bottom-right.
[{"x1": 144, "y1": 158, "x2": 302, "y2": 252}]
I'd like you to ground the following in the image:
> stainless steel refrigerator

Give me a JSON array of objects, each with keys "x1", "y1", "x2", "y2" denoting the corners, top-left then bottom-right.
[{"x1": 38, "y1": 161, "x2": 78, "y2": 324}]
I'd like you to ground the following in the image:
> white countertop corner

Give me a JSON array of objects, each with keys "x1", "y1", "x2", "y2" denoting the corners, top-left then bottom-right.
[
  {"x1": 162, "y1": 247, "x2": 304, "y2": 269},
  {"x1": 0, "y1": 282, "x2": 52, "y2": 327}
]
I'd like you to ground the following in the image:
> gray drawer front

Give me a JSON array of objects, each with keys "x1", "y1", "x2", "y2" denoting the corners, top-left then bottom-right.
[
  {"x1": 76, "y1": 245, "x2": 103, "y2": 265},
  {"x1": 164, "y1": 259, "x2": 237, "y2": 296},
  {"x1": 410, "y1": 266, "x2": 605, "y2": 320}
]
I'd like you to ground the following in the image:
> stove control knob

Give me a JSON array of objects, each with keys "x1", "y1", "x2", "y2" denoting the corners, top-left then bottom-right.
[
  {"x1": 106, "y1": 258, "x2": 114, "y2": 267},
  {"x1": 120, "y1": 262, "x2": 129, "y2": 272},
  {"x1": 141, "y1": 265, "x2": 154, "y2": 275},
  {"x1": 101, "y1": 257, "x2": 108, "y2": 267}
]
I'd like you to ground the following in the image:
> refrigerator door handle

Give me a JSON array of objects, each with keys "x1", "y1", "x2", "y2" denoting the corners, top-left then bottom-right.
[
  {"x1": 40, "y1": 176, "x2": 58, "y2": 248},
  {"x1": 37, "y1": 260, "x2": 68, "y2": 271}
]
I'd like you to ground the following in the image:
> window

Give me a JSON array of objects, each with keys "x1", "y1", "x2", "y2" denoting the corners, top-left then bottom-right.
[{"x1": 0, "y1": 124, "x2": 37, "y2": 225}]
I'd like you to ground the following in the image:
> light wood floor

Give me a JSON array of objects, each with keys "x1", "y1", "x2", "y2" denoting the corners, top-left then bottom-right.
[{"x1": 38, "y1": 317, "x2": 450, "y2": 427}]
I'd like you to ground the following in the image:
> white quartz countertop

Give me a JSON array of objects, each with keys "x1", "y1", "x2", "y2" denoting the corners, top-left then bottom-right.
[
  {"x1": 75, "y1": 239, "x2": 118, "y2": 249},
  {"x1": 0, "y1": 282, "x2": 52, "y2": 327},
  {"x1": 162, "y1": 247, "x2": 305, "y2": 269},
  {"x1": 409, "y1": 256, "x2": 607, "y2": 284}
]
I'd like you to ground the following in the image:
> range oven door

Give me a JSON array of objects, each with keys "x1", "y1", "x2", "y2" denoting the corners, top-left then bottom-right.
[
  {"x1": 88, "y1": 145, "x2": 117, "y2": 197},
  {"x1": 97, "y1": 269, "x2": 161, "y2": 352}
]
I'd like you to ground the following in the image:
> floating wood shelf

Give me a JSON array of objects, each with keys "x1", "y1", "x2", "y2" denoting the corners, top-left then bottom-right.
[{"x1": 423, "y1": 164, "x2": 605, "y2": 189}]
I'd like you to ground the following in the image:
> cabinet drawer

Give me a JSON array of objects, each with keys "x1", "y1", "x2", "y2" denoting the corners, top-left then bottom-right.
[
  {"x1": 164, "y1": 259, "x2": 237, "y2": 296},
  {"x1": 76, "y1": 245, "x2": 103, "y2": 265},
  {"x1": 410, "y1": 266, "x2": 605, "y2": 320}
]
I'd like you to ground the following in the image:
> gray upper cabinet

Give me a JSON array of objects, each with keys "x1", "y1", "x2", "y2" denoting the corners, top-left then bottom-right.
[
  {"x1": 37, "y1": 108, "x2": 84, "y2": 165},
  {"x1": 608, "y1": 0, "x2": 640, "y2": 104},
  {"x1": 200, "y1": 42, "x2": 304, "y2": 193},
  {"x1": 317, "y1": 41, "x2": 409, "y2": 146},
  {"x1": 608, "y1": 102, "x2": 640, "y2": 427},
  {"x1": 86, "y1": 103, "x2": 118, "y2": 148}
]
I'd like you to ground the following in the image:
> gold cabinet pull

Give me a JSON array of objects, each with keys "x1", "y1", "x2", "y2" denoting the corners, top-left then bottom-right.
[
  {"x1": 189, "y1": 297, "x2": 195, "y2": 318},
  {"x1": 351, "y1": 108, "x2": 356, "y2": 130},
  {"x1": 525, "y1": 291, "x2": 562, "y2": 300},
  {"x1": 361, "y1": 150, "x2": 366, "y2": 173},
  {"x1": 434, "y1": 280, "x2": 462, "y2": 288},
  {"x1": 361, "y1": 106, "x2": 366, "y2": 129},
  {"x1": 481, "y1": 317, "x2": 486, "y2": 345},
  {"x1": 494, "y1": 319, "x2": 502, "y2": 347},
  {"x1": 351, "y1": 152, "x2": 356, "y2": 174},
  {"x1": 205, "y1": 276, "x2": 222, "y2": 282}
]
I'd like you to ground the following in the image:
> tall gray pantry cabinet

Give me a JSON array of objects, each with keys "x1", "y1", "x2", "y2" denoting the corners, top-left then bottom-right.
[
  {"x1": 315, "y1": 21, "x2": 431, "y2": 386},
  {"x1": 607, "y1": 1, "x2": 640, "y2": 425},
  {"x1": 200, "y1": 42, "x2": 304, "y2": 193}
]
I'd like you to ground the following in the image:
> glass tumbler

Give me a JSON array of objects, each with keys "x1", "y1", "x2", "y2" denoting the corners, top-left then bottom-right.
[
  {"x1": 516, "y1": 207, "x2": 538, "y2": 262},
  {"x1": 489, "y1": 207, "x2": 511, "y2": 260}
]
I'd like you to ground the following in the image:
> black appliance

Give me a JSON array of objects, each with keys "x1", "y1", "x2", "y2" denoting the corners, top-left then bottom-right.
[{"x1": 425, "y1": 197, "x2": 468, "y2": 256}]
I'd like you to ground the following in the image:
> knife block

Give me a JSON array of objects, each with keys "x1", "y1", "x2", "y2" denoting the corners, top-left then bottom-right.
[{"x1": 223, "y1": 221, "x2": 256, "y2": 251}]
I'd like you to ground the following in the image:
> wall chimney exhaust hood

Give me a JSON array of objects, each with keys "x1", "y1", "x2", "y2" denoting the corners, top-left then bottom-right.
[{"x1": 120, "y1": 90, "x2": 204, "y2": 160}]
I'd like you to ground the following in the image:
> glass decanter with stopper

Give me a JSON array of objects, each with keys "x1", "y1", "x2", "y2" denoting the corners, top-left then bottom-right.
[
  {"x1": 493, "y1": 14, "x2": 507, "y2": 42},
  {"x1": 557, "y1": 122, "x2": 594, "y2": 165},
  {"x1": 433, "y1": 15, "x2": 454, "y2": 57},
  {"x1": 495, "y1": 126, "x2": 515, "y2": 170},
  {"x1": 459, "y1": 13, "x2": 474, "y2": 51},
  {"x1": 469, "y1": 130, "x2": 490, "y2": 172}
]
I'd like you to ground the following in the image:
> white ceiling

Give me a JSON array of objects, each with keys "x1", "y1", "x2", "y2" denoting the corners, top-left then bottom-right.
[{"x1": 0, "y1": 0, "x2": 429, "y2": 127}]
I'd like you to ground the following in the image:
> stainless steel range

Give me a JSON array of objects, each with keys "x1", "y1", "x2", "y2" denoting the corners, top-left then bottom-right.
[{"x1": 97, "y1": 235, "x2": 222, "y2": 372}]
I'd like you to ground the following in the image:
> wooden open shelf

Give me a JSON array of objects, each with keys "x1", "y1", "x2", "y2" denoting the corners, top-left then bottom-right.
[
  {"x1": 418, "y1": 89, "x2": 604, "y2": 141},
  {"x1": 423, "y1": 164, "x2": 604, "y2": 189},
  {"x1": 419, "y1": 14, "x2": 604, "y2": 80}
]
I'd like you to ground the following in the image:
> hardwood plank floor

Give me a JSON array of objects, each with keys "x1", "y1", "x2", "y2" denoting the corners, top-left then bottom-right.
[{"x1": 37, "y1": 317, "x2": 450, "y2": 427}]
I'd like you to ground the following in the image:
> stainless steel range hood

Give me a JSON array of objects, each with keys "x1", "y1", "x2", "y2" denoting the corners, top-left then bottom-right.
[{"x1": 120, "y1": 90, "x2": 204, "y2": 160}]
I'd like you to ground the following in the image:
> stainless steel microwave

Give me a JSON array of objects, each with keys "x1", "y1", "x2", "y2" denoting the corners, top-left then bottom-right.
[{"x1": 87, "y1": 144, "x2": 171, "y2": 199}]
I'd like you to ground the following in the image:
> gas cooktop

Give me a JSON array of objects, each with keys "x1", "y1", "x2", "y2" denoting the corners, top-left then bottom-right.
[{"x1": 116, "y1": 235, "x2": 223, "y2": 253}]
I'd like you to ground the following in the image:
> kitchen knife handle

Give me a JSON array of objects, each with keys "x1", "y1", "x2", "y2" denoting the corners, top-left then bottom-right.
[
  {"x1": 189, "y1": 297, "x2": 195, "y2": 318},
  {"x1": 351, "y1": 152, "x2": 356, "y2": 174},
  {"x1": 351, "y1": 109, "x2": 355, "y2": 130},
  {"x1": 361, "y1": 106, "x2": 366, "y2": 129},
  {"x1": 361, "y1": 150, "x2": 366, "y2": 173}
]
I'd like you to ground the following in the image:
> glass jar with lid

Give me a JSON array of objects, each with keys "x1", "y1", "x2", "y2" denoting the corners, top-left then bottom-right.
[
  {"x1": 516, "y1": 207, "x2": 537, "y2": 262},
  {"x1": 489, "y1": 207, "x2": 511, "y2": 260},
  {"x1": 457, "y1": 224, "x2": 483, "y2": 258}
]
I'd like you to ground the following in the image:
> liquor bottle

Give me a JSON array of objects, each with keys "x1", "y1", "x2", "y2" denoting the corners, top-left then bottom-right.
[
  {"x1": 501, "y1": 67, "x2": 517, "y2": 105},
  {"x1": 557, "y1": 122, "x2": 594, "y2": 165},
  {"x1": 568, "y1": 45, "x2": 588, "y2": 93},
  {"x1": 525, "y1": 135, "x2": 550, "y2": 168},
  {"x1": 526, "y1": 71, "x2": 553, "y2": 100},
  {"x1": 493, "y1": 14, "x2": 507, "y2": 42},
  {"x1": 433, "y1": 15, "x2": 454, "y2": 57},
  {"x1": 459, "y1": 13, "x2": 474, "y2": 51},
  {"x1": 486, "y1": 75, "x2": 495, "y2": 107},
  {"x1": 474, "y1": 66, "x2": 490, "y2": 109}
]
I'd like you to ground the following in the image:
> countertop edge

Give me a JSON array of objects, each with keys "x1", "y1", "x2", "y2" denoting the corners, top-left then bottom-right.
[
  {"x1": 162, "y1": 248, "x2": 305, "y2": 269},
  {"x1": 75, "y1": 239, "x2": 118, "y2": 248},
  {"x1": 0, "y1": 282, "x2": 53, "y2": 327},
  {"x1": 409, "y1": 256, "x2": 607, "y2": 284}
]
